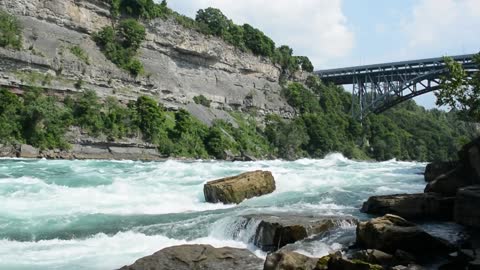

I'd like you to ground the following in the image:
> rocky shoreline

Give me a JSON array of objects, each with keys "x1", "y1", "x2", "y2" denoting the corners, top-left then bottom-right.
[{"x1": 117, "y1": 137, "x2": 480, "y2": 270}]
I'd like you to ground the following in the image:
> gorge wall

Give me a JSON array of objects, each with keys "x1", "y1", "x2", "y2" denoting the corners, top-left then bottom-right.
[{"x1": 0, "y1": 0, "x2": 296, "y2": 128}]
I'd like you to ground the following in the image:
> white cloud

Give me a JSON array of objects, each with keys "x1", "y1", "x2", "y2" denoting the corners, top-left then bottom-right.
[
  {"x1": 166, "y1": 0, "x2": 354, "y2": 69},
  {"x1": 404, "y1": 0, "x2": 480, "y2": 54}
]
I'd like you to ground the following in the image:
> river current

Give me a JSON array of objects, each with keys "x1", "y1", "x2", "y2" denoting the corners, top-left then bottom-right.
[{"x1": 0, "y1": 155, "x2": 461, "y2": 269}]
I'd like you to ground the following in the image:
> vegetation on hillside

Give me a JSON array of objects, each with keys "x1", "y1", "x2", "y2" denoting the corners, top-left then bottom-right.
[
  {"x1": 0, "y1": 10, "x2": 22, "y2": 49},
  {"x1": 98, "y1": 1, "x2": 313, "y2": 76}
]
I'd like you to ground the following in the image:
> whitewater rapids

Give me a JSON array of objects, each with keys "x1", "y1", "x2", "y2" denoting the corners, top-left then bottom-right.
[{"x1": 0, "y1": 154, "x2": 432, "y2": 269}]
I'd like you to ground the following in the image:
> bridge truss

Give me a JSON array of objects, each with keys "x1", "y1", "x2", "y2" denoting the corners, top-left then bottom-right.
[{"x1": 315, "y1": 54, "x2": 478, "y2": 120}]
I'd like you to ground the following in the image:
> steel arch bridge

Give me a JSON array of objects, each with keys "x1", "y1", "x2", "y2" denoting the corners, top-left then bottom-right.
[{"x1": 315, "y1": 54, "x2": 478, "y2": 120}]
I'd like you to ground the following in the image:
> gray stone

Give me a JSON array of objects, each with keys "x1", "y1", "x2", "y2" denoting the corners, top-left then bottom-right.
[
  {"x1": 352, "y1": 249, "x2": 395, "y2": 266},
  {"x1": 203, "y1": 170, "x2": 276, "y2": 204},
  {"x1": 454, "y1": 185, "x2": 480, "y2": 228},
  {"x1": 19, "y1": 144, "x2": 39, "y2": 158},
  {"x1": 118, "y1": 244, "x2": 263, "y2": 270},
  {"x1": 242, "y1": 214, "x2": 357, "y2": 252},
  {"x1": 361, "y1": 193, "x2": 455, "y2": 220}
]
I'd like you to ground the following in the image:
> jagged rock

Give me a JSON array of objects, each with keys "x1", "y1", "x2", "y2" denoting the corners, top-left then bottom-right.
[
  {"x1": 455, "y1": 186, "x2": 480, "y2": 228},
  {"x1": 361, "y1": 193, "x2": 455, "y2": 220},
  {"x1": 19, "y1": 144, "x2": 39, "y2": 158},
  {"x1": 459, "y1": 137, "x2": 480, "y2": 184},
  {"x1": 424, "y1": 167, "x2": 472, "y2": 196},
  {"x1": 242, "y1": 214, "x2": 357, "y2": 251},
  {"x1": 264, "y1": 251, "x2": 319, "y2": 270},
  {"x1": 203, "y1": 170, "x2": 275, "y2": 204},
  {"x1": 118, "y1": 244, "x2": 263, "y2": 270},
  {"x1": 424, "y1": 161, "x2": 458, "y2": 182},
  {"x1": 356, "y1": 214, "x2": 454, "y2": 256}
]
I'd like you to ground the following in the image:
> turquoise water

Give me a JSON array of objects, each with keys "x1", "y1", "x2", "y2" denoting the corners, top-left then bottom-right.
[{"x1": 0, "y1": 154, "x2": 428, "y2": 269}]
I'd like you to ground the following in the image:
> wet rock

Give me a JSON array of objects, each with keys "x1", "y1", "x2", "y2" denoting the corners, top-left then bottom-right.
[
  {"x1": 356, "y1": 214, "x2": 454, "y2": 256},
  {"x1": 424, "y1": 167, "x2": 472, "y2": 196},
  {"x1": 118, "y1": 244, "x2": 263, "y2": 270},
  {"x1": 327, "y1": 252, "x2": 383, "y2": 270},
  {"x1": 203, "y1": 170, "x2": 275, "y2": 204},
  {"x1": 361, "y1": 193, "x2": 455, "y2": 220},
  {"x1": 390, "y1": 265, "x2": 425, "y2": 270},
  {"x1": 19, "y1": 144, "x2": 39, "y2": 158},
  {"x1": 455, "y1": 186, "x2": 480, "y2": 228},
  {"x1": 424, "y1": 161, "x2": 459, "y2": 182},
  {"x1": 264, "y1": 251, "x2": 318, "y2": 270},
  {"x1": 243, "y1": 214, "x2": 357, "y2": 252}
]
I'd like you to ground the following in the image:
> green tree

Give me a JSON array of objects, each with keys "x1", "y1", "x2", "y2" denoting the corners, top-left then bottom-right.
[
  {"x1": 242, "y1": 24, "x2": 275, "y2": 57},
  {"x1": 195, "y1": 8, "x2": 231, "y2": 36},
  {"x1": 0, "y1": 88, "x2": 23, "y2": 142},
  {"x1": 135, "y1": 96, "x2": 168, "y2": 144},
  {"x1": 437, "y1": 54, "x2": 480, "y2": 122},
  {"x1": 0, "y1": 10, "x2": 22, "y2": 49},
  {"x1": 69, "y1": 90, "x2": 104, "y2": 135}
]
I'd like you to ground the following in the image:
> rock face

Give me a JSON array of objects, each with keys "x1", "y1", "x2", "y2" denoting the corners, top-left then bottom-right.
[
  {"x1": 203, "y1": 170, "x2": 275, "y2": 204},
  {"x1": 0, "y1": 0, "x2": 295, "y2": 129},
  {"x1": 242, "y1": 214, "x2": 357, "y2": 252},
  {"x1": 361, "y1": 193, "x2": 455, "y2": 220},
  {"x1": 454, "y1": 185, "x2": 480, "y2": 228},
  {"x1": 356, "y1": 214, "x2": 454, "y2": 256},
  {"x1": 424, "y1": 161, "x2": 458, "y2": 182},
  {"x1": 118, "y1": 244, "x2": 263, "y2": 270}
]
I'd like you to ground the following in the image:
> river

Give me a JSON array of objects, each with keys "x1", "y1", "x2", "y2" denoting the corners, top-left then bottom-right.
[{"x1": 0, "y1": 155, "x2": 462, "y2": 269}]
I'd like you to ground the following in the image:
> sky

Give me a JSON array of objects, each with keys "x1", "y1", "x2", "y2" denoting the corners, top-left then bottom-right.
[{"x1": 166, "y1": 0, "x2": 480, "y2": 108}]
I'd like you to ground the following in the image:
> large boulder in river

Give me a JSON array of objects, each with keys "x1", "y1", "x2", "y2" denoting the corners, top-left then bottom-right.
[
  {"x1": 361, "y1": 193, "x2": 455, "y2": 220},
  {"x1": 243, "y1": 214, "x2": 357, "y2": 252},
  {"x1": 203, "y1": 170, "x2": 275, "y2": 204},
  {"x1": 356, "y1": 214, "x2": 454, "y2": 256},
  {"x1": 424, "y1": 167, "x2": 472, "y2": 196},
  {"x1": 118, "y1": 244, "x2": 263, "y2": 270},
  {"x1": 454, "y1": 185, "x2": 480, "y2": 228},
  {"x1": 424, "y1": 161, "x2": 458, "y2": 182}
]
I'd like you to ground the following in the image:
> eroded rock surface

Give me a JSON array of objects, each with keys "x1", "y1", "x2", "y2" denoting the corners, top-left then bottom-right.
[
  {"x1": 118, "y1": 244, "x2": 263, "y2": 270},
  {"x1": 361, "y1": 193, "x2": 455, "y2": 220},
  {"x1": 424, "y1": 161, "x2": 458, "y2": 182},
  {"x1": 356, "y1": 214, "x2": 454, "y2": 256},
  {"x1": 203, "y1": 170, "x2": 275, "y2": 204},
  {"x1": 242, "y1": 214, "x2": 357, "y2": 252}
]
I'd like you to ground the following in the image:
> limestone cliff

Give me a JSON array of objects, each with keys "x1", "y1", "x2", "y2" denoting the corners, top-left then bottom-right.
[{"x1": 0, "y1": 0, "x2": 295, "y2": 127}]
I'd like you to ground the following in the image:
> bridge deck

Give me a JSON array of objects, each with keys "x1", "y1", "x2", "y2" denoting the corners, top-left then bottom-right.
[{"x1": 315, "y1": 54, "x2": 476, "y2": 85}]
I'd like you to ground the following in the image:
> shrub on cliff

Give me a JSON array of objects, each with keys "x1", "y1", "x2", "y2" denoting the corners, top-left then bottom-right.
[
  {"x1": 193, "y1": 95, "x2": 211, "y2": 107},
  {"x1": 111, "y1": 0, "x2": 170, "y2": 19},
  {"x1": 94, "y1": 19, "x2": 146, "y2": 76},
  {"x1": 0, "y1": 10, "x2": 22, "y2": 49}
]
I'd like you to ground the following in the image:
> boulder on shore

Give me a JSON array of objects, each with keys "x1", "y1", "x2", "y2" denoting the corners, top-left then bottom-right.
[
  {"x1": 203, "y1": 170, "x2": 275, "y2": 204},
  {"x1": 356, "y1": 214, "x2": 454, "y2": 256},
  {"x1": 454, "y1": 185, "x2": 480, "y2": 228},
  {"x1": 19, "y1": 144, "x2": 39, "y2": 158},
  {"x1": 118, "y1": 244, "x2": 263, "y2": 270},
  {"x1": 242, "y1": 214, "x2": 357, "y2": 252},
  {"x1": 361, "y1": 193, "x2": 455, "y2": 220},
  {"x1": 424, "y1": 161, "x2": 458, "y2": 182}
]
